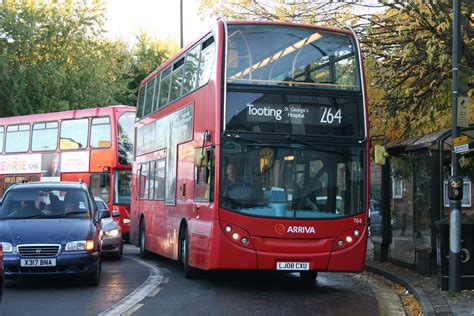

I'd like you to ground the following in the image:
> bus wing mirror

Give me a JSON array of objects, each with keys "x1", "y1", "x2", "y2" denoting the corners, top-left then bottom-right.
[
  {"x1": 374, "y1": 145, "x2": 389, "y2": 165},
  {"x1": 194, "y1": 149, "x2": 209, "y2": 167}
]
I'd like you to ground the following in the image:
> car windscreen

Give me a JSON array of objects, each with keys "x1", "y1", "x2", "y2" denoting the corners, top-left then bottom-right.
[{"x1": 0, "y1": 188, "x2": 91, "y2": 220}]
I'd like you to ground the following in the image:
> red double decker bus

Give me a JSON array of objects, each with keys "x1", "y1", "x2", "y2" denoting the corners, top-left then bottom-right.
[
  {"x1": 0, "y1": 106, "x2": 135, "y2": 238},
  {"x1": 130, "y1": 20, "x2": 369, "y2": 280}
]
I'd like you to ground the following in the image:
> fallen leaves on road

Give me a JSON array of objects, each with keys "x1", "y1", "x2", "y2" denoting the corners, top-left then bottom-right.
[{"x1": 367, "y1": 272, "x2": 423, "y2": 315}]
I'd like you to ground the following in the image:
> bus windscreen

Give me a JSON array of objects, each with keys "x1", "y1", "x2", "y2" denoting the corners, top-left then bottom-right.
[{"x1": 227, "y1": 24, "x2": 360, "y2": 90}]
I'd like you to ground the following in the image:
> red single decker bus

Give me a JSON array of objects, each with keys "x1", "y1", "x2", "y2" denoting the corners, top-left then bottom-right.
[
  {"x1": 130, "y1": 20, "x2": 369, "y2": 280},
  {"x1": 0, "y1": 106, "x2": 135, "y2": 239}
]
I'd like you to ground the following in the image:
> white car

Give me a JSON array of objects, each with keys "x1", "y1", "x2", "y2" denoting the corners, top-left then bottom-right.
[{"x1": 95, "y1": 197, "x2": 123, "y2": 260}]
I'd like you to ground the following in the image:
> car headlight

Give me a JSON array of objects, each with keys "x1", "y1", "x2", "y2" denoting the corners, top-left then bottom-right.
[
  {"x1": 65, "y1": 240, "x2": 94, "y2": 251},
  {"x1": 1, "y1": 242, "x2": 13, "y2": 253},
  {"x1": 123, "y1": 218, "x2": 131, "y2": 224},
  {"x1": 104, "y1": 229, "x2": 120, "y2": 238}
]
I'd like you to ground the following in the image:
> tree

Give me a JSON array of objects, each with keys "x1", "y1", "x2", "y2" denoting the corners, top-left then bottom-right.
[
  {"x1": 359, "y1": 0, "x2": 473, "y2": 139},
  {"x1": 0, "y1": 0, "x2": 130, "y2": 116},
  {"x1": 127, "y1": 32, "x2": 179, "y2": 101}
]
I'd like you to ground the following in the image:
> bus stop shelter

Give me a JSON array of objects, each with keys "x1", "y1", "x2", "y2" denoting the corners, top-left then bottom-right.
[{"x1": 371, "y1": 127, "x2": 474, "y2": 289}]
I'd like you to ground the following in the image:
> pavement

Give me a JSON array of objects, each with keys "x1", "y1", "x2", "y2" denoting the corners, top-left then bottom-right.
[{"x1": 366, "y1": 238, "x2": 474, "y2": 315}]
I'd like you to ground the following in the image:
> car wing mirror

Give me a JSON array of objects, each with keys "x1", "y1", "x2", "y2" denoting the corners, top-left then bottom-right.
[{"x1": 98, "y1": 209, "x2": 111, "y2": 220}]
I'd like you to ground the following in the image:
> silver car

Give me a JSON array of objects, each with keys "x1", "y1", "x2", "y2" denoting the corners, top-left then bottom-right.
[{"x1": 94, "y1": 197, "x2": 122, "y2": 260}]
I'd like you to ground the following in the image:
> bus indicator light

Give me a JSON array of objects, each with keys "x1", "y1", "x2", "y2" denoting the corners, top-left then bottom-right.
[
  {"x1": 241, "y1": 238, "x2": 248, "y2": 245},
  {"x1": 338, "y1": 240, "x2": 344, "y2": 247},
  {"x1": 353, "y1": 229, "x2": 360, "y2": 236},
  {"x1": 225, "y1": 225, "x2": 232, "y2": 233}
]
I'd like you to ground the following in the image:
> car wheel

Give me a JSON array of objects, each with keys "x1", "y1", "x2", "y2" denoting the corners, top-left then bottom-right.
[
  {"x1": 86, "y1": 260, "x2": 101, "y2": 286},
  {"x1": 300, "y1": 271, "x2": 318, "y2": 283},
  {"x1": 181, "y1": 227, "x2": 199, "y2": 279},
  {"x1": 112, "y1": 242, "x2": 123, "y2": 260},
  {"x1": 139, "y1": 220, "x2": 150, "y2": 259}
]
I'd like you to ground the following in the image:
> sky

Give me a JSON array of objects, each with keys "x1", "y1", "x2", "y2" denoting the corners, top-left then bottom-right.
[{"x1": 104, "y1": 0, "x2": 213, "y2": 46}]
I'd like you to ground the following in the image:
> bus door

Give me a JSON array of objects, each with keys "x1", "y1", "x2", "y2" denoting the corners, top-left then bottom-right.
[
  {"x1": 90, "y1": 172, "x2": 111, "y2": 204},
  {"x1": 189, "y1": 147, "x2": 214, "y2": 265},
  {"x1": 193, "y1": 147, "x2": 214, "y2": 215}
]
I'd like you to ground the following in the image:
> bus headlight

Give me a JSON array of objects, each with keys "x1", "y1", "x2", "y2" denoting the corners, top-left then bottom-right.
[
  {"x1": 332, "y1": 225, "x2": 365, "y2": 251},
  {"x1": 221, "y1": 221, "x2": 255, "y2": 249}
]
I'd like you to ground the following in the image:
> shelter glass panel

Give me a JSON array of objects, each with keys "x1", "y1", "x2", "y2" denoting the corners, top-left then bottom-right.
[{"x1": 388, "y1": 155, "x2": 415, "y2": 264}]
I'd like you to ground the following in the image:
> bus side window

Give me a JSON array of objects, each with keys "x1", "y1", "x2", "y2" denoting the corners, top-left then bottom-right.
[
  {"x1": 195, "y1": 148, "x2": 214, "y2": 202},
  {"x1": 138, "y1": 164, "x2": 148, "y2": 200}
]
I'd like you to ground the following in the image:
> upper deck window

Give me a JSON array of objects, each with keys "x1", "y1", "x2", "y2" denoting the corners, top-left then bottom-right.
[
  {"x1": 182, "y1": 45, "x2": 200, "y2": 95},
  {"x1": 144, "y1": 77, "x2": 157, "y2": 115},
  {"x1": 170, "y1": 57, "x2": 185, "y2": 102},
  {"x1": 137, "y1": 87, "x2": 146, "y2": 119},
  {"x1": 60, "y1": 118, "x2": 89, "y2": 150},
  {"x1": 226, "y1": 25, "x2": 360, "y2": 90},
  {"x1": 32, "y1": 121, "x2": 58, "y2": 152},
  {"x1": 135, "y1": 34, "x2": 216, "y2": 118},
  {"x1": 198, "y1": 36, "x2": 215, "y2": 87},
  {"x1": 158, "y1": 67, "x2": 172, "y2": 109},
  {"x1": 5, "y1": 124, "x2": 30, "y2": 153},
  {"x1": 90, "y1": 117, "x2": 111, "y2": 148}
]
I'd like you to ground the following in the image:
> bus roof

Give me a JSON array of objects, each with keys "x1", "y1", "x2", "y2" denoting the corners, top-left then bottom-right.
[{"x1": 0, "y1": 105, "x2": 136, "y2": 125}]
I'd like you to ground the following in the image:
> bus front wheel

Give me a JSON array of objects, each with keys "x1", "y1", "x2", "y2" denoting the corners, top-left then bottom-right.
[
  {"x1": 181, "y1": 228, "x2": 199, "y2": 279},
  {"x1": 139, "y1": 220, "x2": 150, "y2": 259},
  {"x1": 300, "y1": 271, "x2": 318, "y2": 282}
]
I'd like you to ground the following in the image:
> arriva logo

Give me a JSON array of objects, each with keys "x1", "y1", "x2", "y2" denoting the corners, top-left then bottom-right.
[
  {"x1": 287, "y1": 226, "x2": 316, "y2": 234},
  {"x1": 247, "y1": 103, "x2": 282, "y2": 121},
  {"x1": 274, "y1": 224, "x2": 316, "y2": 235}
]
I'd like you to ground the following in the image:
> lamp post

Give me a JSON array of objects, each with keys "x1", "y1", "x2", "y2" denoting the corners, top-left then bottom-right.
[
  {"x1": 180, "y1": 0, "x2": 184, "y2": 49},
  {"x1": 449, "y1": 0, "x2": 462, "y2": 294}
]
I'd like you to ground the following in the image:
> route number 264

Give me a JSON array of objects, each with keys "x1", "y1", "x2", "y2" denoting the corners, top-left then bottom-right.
[{"x1": 320, "y1": 107, "x2": 342, "y2": 124}]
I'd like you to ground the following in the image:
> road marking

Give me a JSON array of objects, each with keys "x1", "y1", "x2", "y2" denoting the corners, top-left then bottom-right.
[
  {"x1": 148, "y1": 287, "x2": 161, "y2": 297},
  {"x1": 99, "y1": 255, "x2": 164, "y2": 316},
  {"x1": 122, "y1": 304, "x2": 143, "y2": 316}
]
